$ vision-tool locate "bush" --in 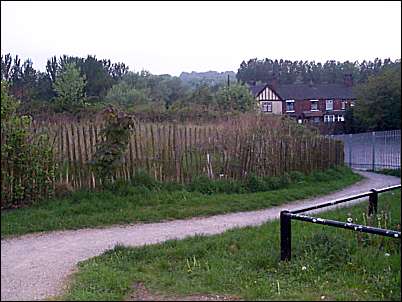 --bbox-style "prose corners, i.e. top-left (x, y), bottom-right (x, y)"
top-left (187, 175), bottom-right (216, 194)
top-left (130, 169), bottom-right (160, 189)
top-left (288, 171), bottom-right (305, 183)
top-left (1, 81), bottom-right (57, 209)
top-left (279, 173), bottom-right (292, 187)
top-left (262, 176), bottom-right (282, 190)
top-left (246, 173), bottom-right (266, 192)
top-left (160, 181), bottom-right (185, 192)
top-left (213, 179), bottom-right (247, 194)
